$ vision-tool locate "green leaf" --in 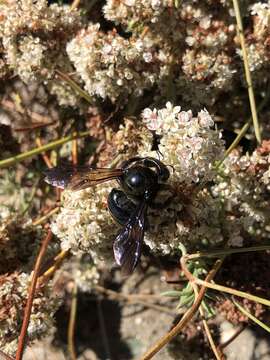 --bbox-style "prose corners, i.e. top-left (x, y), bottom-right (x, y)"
top-left (161, 290), bottom-right (182, 298)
